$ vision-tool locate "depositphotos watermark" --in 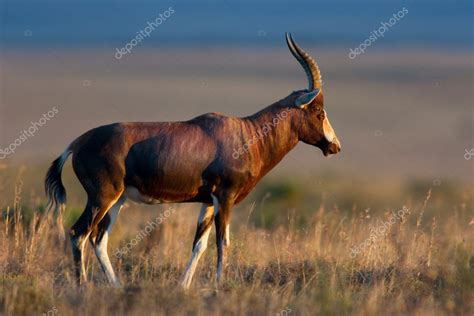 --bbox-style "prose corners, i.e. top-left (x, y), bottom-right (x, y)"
top-left (114, 207), bottom-right (175, 258)
top-left (42, 306), bottom-right (58, 316)
top-left (464, 148), bottom-right (474, 160)
top-left (350, 206), bottom-right (410, 258)
top-left (276, 307), bottom-right (292, 316)
top-left (233, 110), bottom-right (290, 159)
top-left (348, 7), bottom-right (408, 60)
top-left (0, 107), bottom-right (59, 160)
top-left (115, 7), bottom-right (175, 60)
